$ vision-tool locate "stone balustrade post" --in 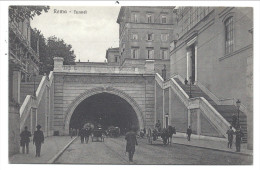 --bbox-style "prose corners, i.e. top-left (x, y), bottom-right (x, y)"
top-left (145, 60), bottom-right (155, 73)
top-left (53, 57), bottom-right (64, 72)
